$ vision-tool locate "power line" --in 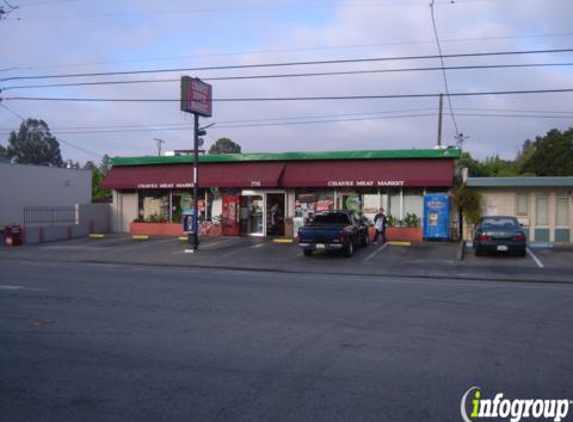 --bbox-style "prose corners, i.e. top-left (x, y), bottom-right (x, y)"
top-left (3, 105), bottom-right (572, 133)
top-left (430, 0), bottom-right (460, 138)
top-left (2, 48), bottom-right (572, 83)
top-left (0, 101), bottom-right (103, 159)
top-left (0, 102), bottom-right (25, 120)
top-left (4, 88), bottom-right (573, 103)
top-left (5, 31), bottom-right (572, 73)
top-left (5, 0), bottom-right (531, 21)
top-left (3, 111), bottom-right (572, 136)
top-left (4, 62), bottom-right (573, 91)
